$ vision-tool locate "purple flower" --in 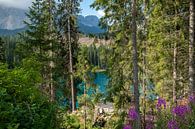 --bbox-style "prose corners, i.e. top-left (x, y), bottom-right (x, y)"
top-left (167, 120), bottom-right (179, 129)
top-left (156, 97), bottom-right (166, 110)
top-left (172, 105), bottom-right (190, 117)
top-left (146, 122), bottom-right (154, 129)
top-left (123, 124), bottom-right (132, 129)
top-left (189, 94), bottom-right (195, 103)
top-left (128, 108), bottom-right (138, 120)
